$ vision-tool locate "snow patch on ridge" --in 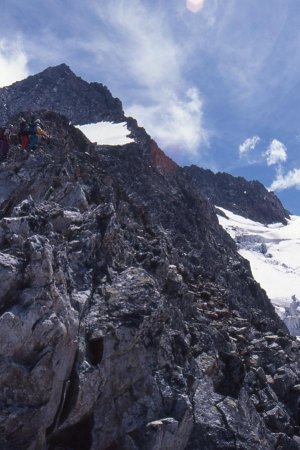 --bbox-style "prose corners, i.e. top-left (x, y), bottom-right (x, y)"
top-left (217, 207), bottom-right (300, 335)
top-left (76, 122), bottom-right (135, 146)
